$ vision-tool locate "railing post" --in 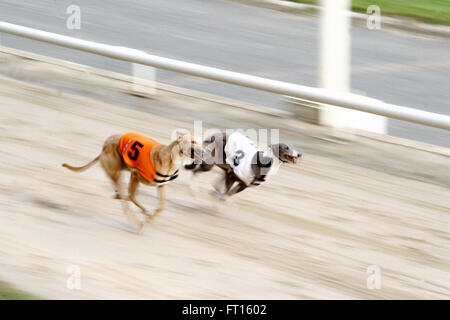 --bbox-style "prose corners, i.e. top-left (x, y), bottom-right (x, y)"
top-left (132, 63), bottom-right (156, 97)
top-left (319, 0), bottom-right (387, 134)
